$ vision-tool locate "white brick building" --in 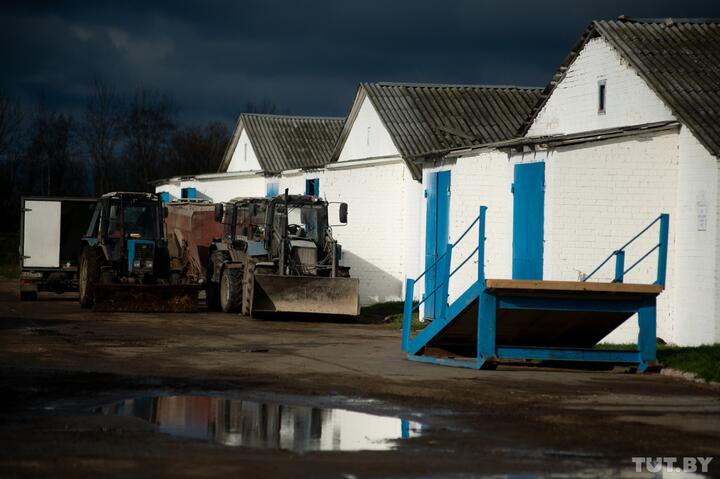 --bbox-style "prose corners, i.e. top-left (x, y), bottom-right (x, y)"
top-left (155, 85), bottom-right (541, 305)
top-left (422, 19), bottom-right (720, 345)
